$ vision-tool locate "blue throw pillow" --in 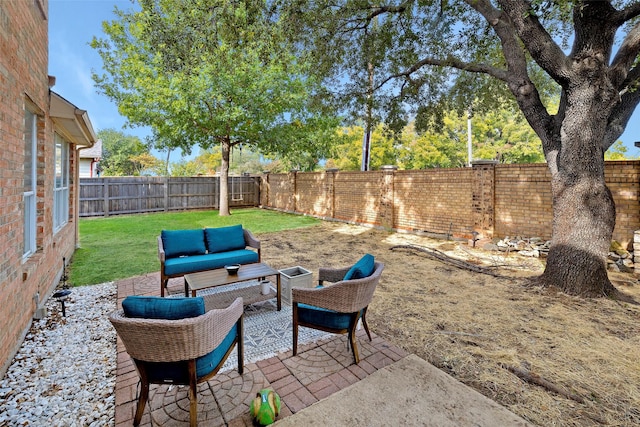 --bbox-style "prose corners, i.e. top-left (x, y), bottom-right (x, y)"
top-left (343, 254), bottom-right (375, 281)
top-left (205, 224), bottom-right (246, 253)
top-left (122, 296), bottom-right (205, 320)
top-left (161, 229), bottom-right (206, 258)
